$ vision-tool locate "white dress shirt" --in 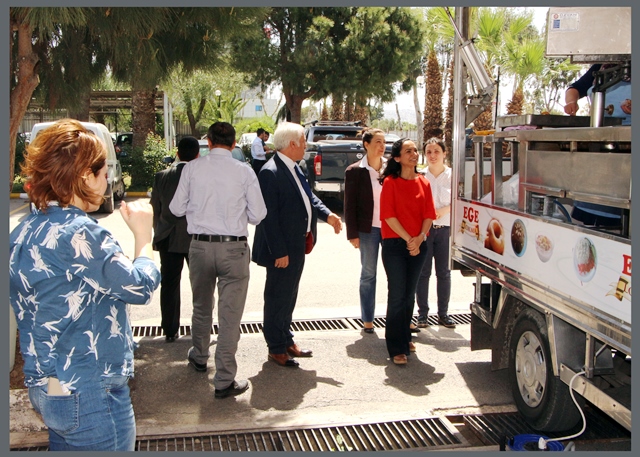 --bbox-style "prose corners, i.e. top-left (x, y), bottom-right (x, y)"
top-left (359, 154), bottom-right (386, 229)
top-left (422, 165), bottom-right (452, 226)
top-left (169, 147), bottom-right (267, 236)
top-left (251, 136), bottom-right (267, 160)
top-left (277, 151), bottom-right (312, 232)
